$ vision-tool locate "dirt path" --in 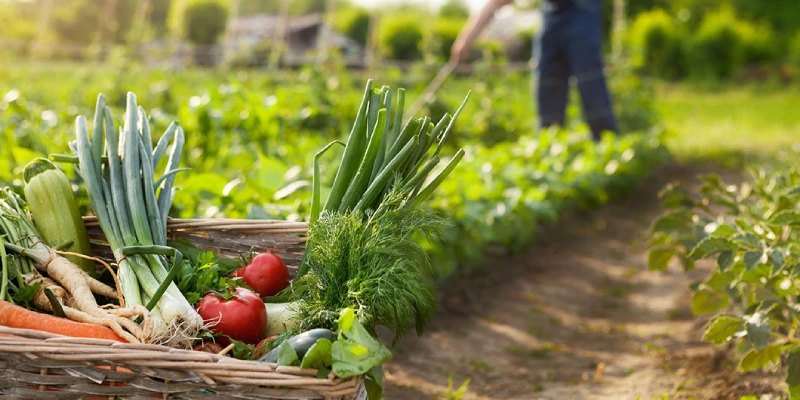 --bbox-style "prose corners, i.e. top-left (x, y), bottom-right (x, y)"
top-left (382, 164), bottom-right (785, 400)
